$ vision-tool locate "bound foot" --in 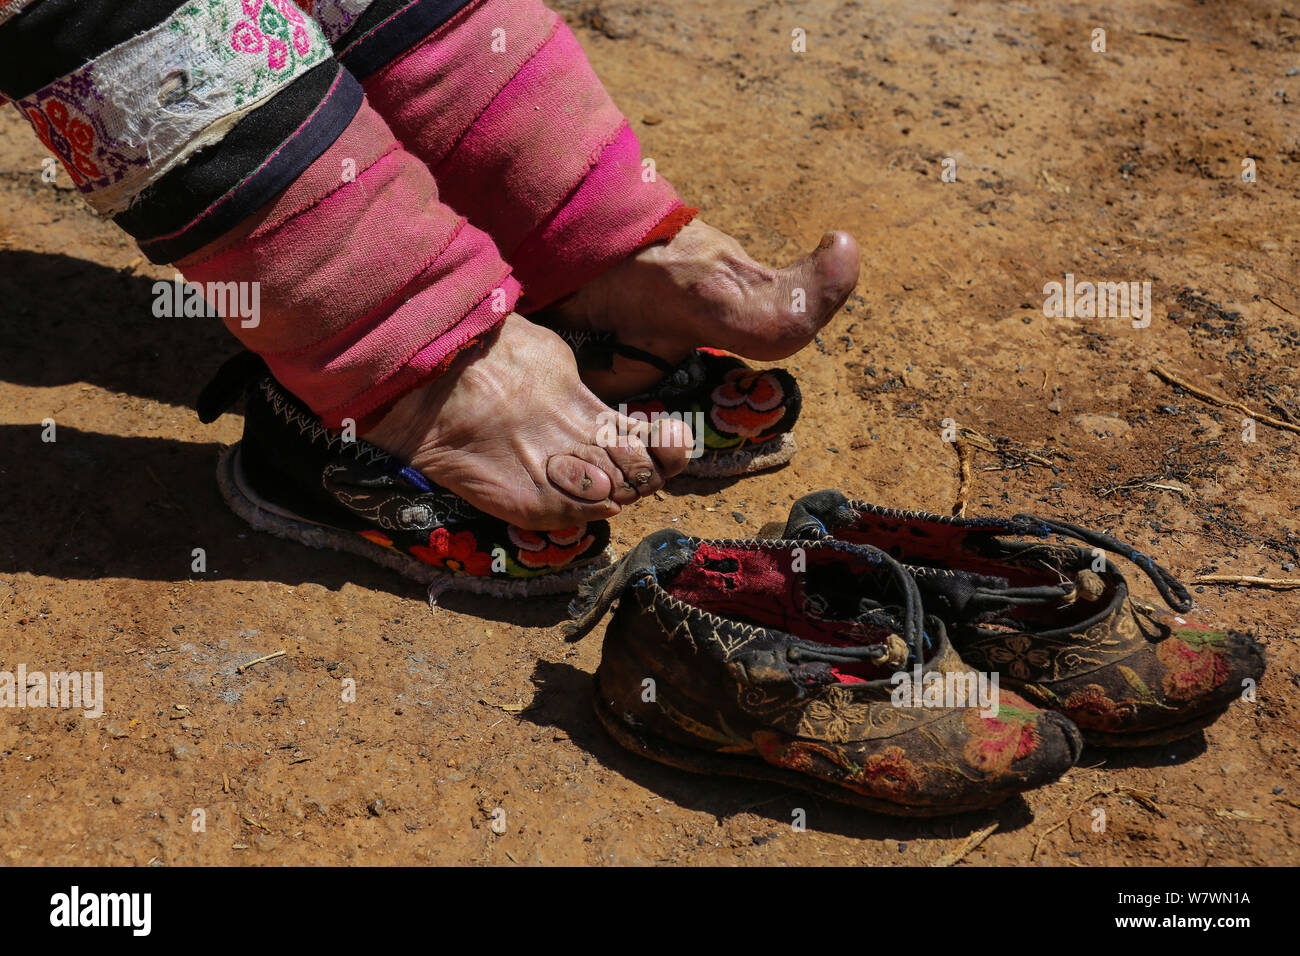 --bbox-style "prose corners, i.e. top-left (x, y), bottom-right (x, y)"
top-left (549, 219), bottom-right (860, 398)
top-left (362, 314), bottom-right (693, 529)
